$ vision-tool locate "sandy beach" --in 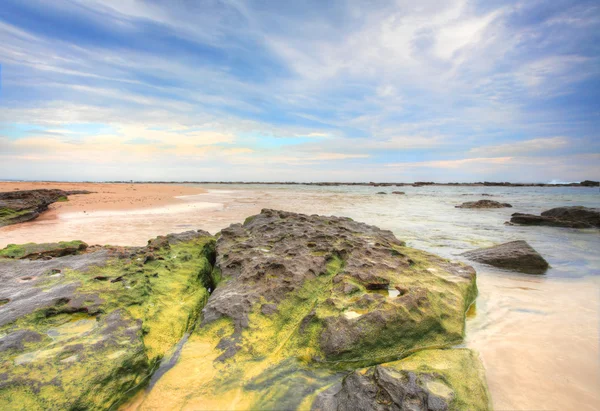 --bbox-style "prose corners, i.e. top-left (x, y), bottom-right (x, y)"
top-left (0, 182), bottom-right (206, 219)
